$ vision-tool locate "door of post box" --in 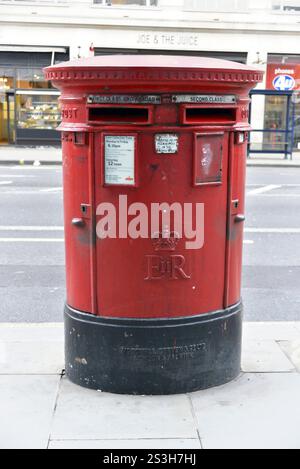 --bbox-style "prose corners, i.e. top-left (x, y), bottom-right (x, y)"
top-left (225, 131), bottom-right (248, 308)
top-left (94, 129), bottom-right (229, 319)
